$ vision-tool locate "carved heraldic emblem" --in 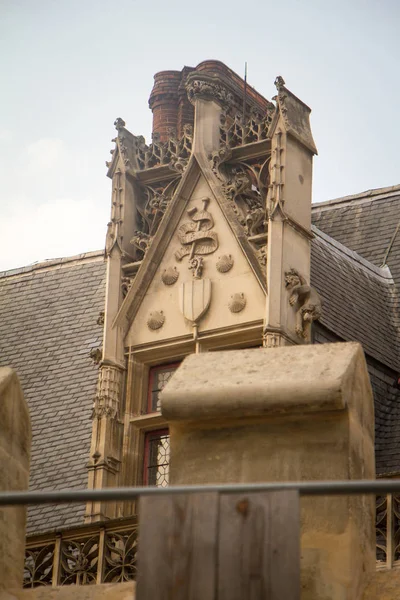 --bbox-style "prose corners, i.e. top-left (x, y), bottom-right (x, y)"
top-left (176, 198), bottom-right (217, 329)
top-left (175, 197), bottom-right (218, 278)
